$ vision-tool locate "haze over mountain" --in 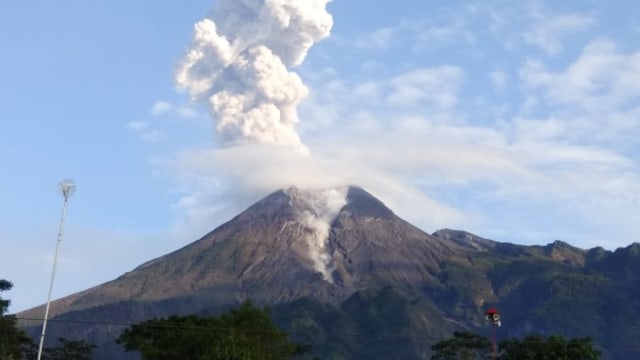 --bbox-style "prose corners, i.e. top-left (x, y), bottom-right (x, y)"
top-left (19, 186), bottom-right (640, 359)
